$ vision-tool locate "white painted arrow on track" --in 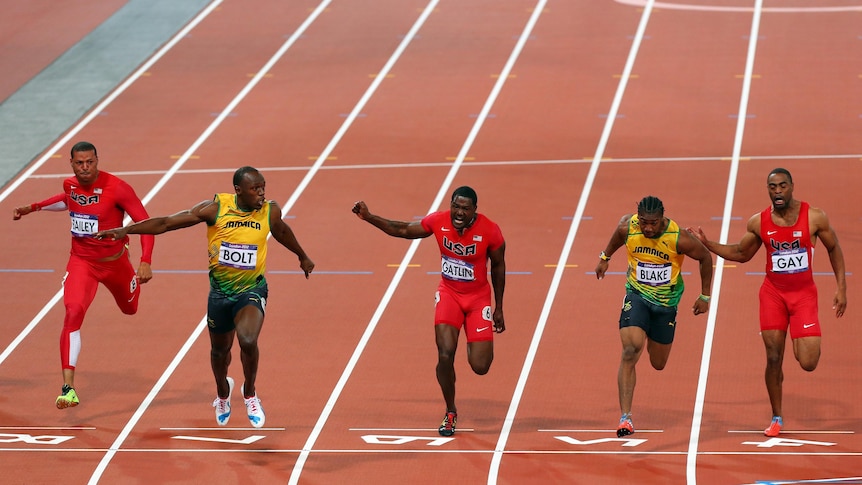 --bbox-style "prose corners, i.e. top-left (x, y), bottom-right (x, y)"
top-left (171, 435), bottom-right (265, 445)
